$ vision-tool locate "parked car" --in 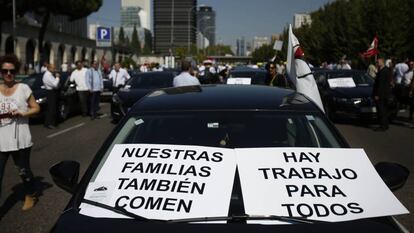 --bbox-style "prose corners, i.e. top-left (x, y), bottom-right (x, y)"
top-left (313, 69), bottom-right (396, 120)
top-left (49, 85), bottom-right (408, 233)
top-left (111, 71), bottom-right (177, 122)
top-left (227, 67), bottom-right (267, 85)
top-left (20, 72), bottom-right (80, 120)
